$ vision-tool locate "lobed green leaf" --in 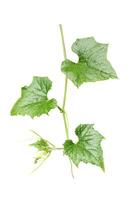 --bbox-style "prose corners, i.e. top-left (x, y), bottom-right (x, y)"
top-left (61, 37), bottom-right (118, 87)
top-left (11, 76), bottom-right (57, 118)
top-left (64, 124), bottom-right (105, 171)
